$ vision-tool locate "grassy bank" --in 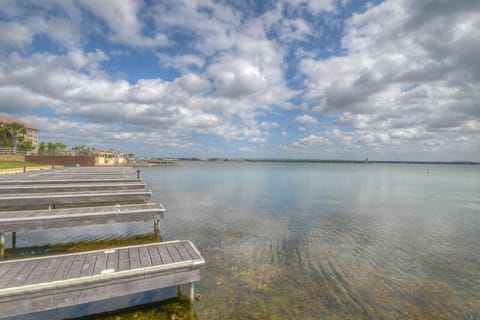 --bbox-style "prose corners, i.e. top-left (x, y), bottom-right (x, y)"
top-left (0, 160), bottom-right (46, 170)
